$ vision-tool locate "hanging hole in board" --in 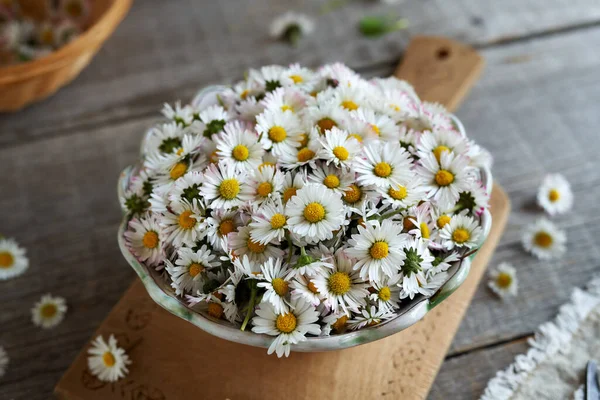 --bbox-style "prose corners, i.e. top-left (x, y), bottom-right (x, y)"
top-left (436, 47), bottom-right (450, 60)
